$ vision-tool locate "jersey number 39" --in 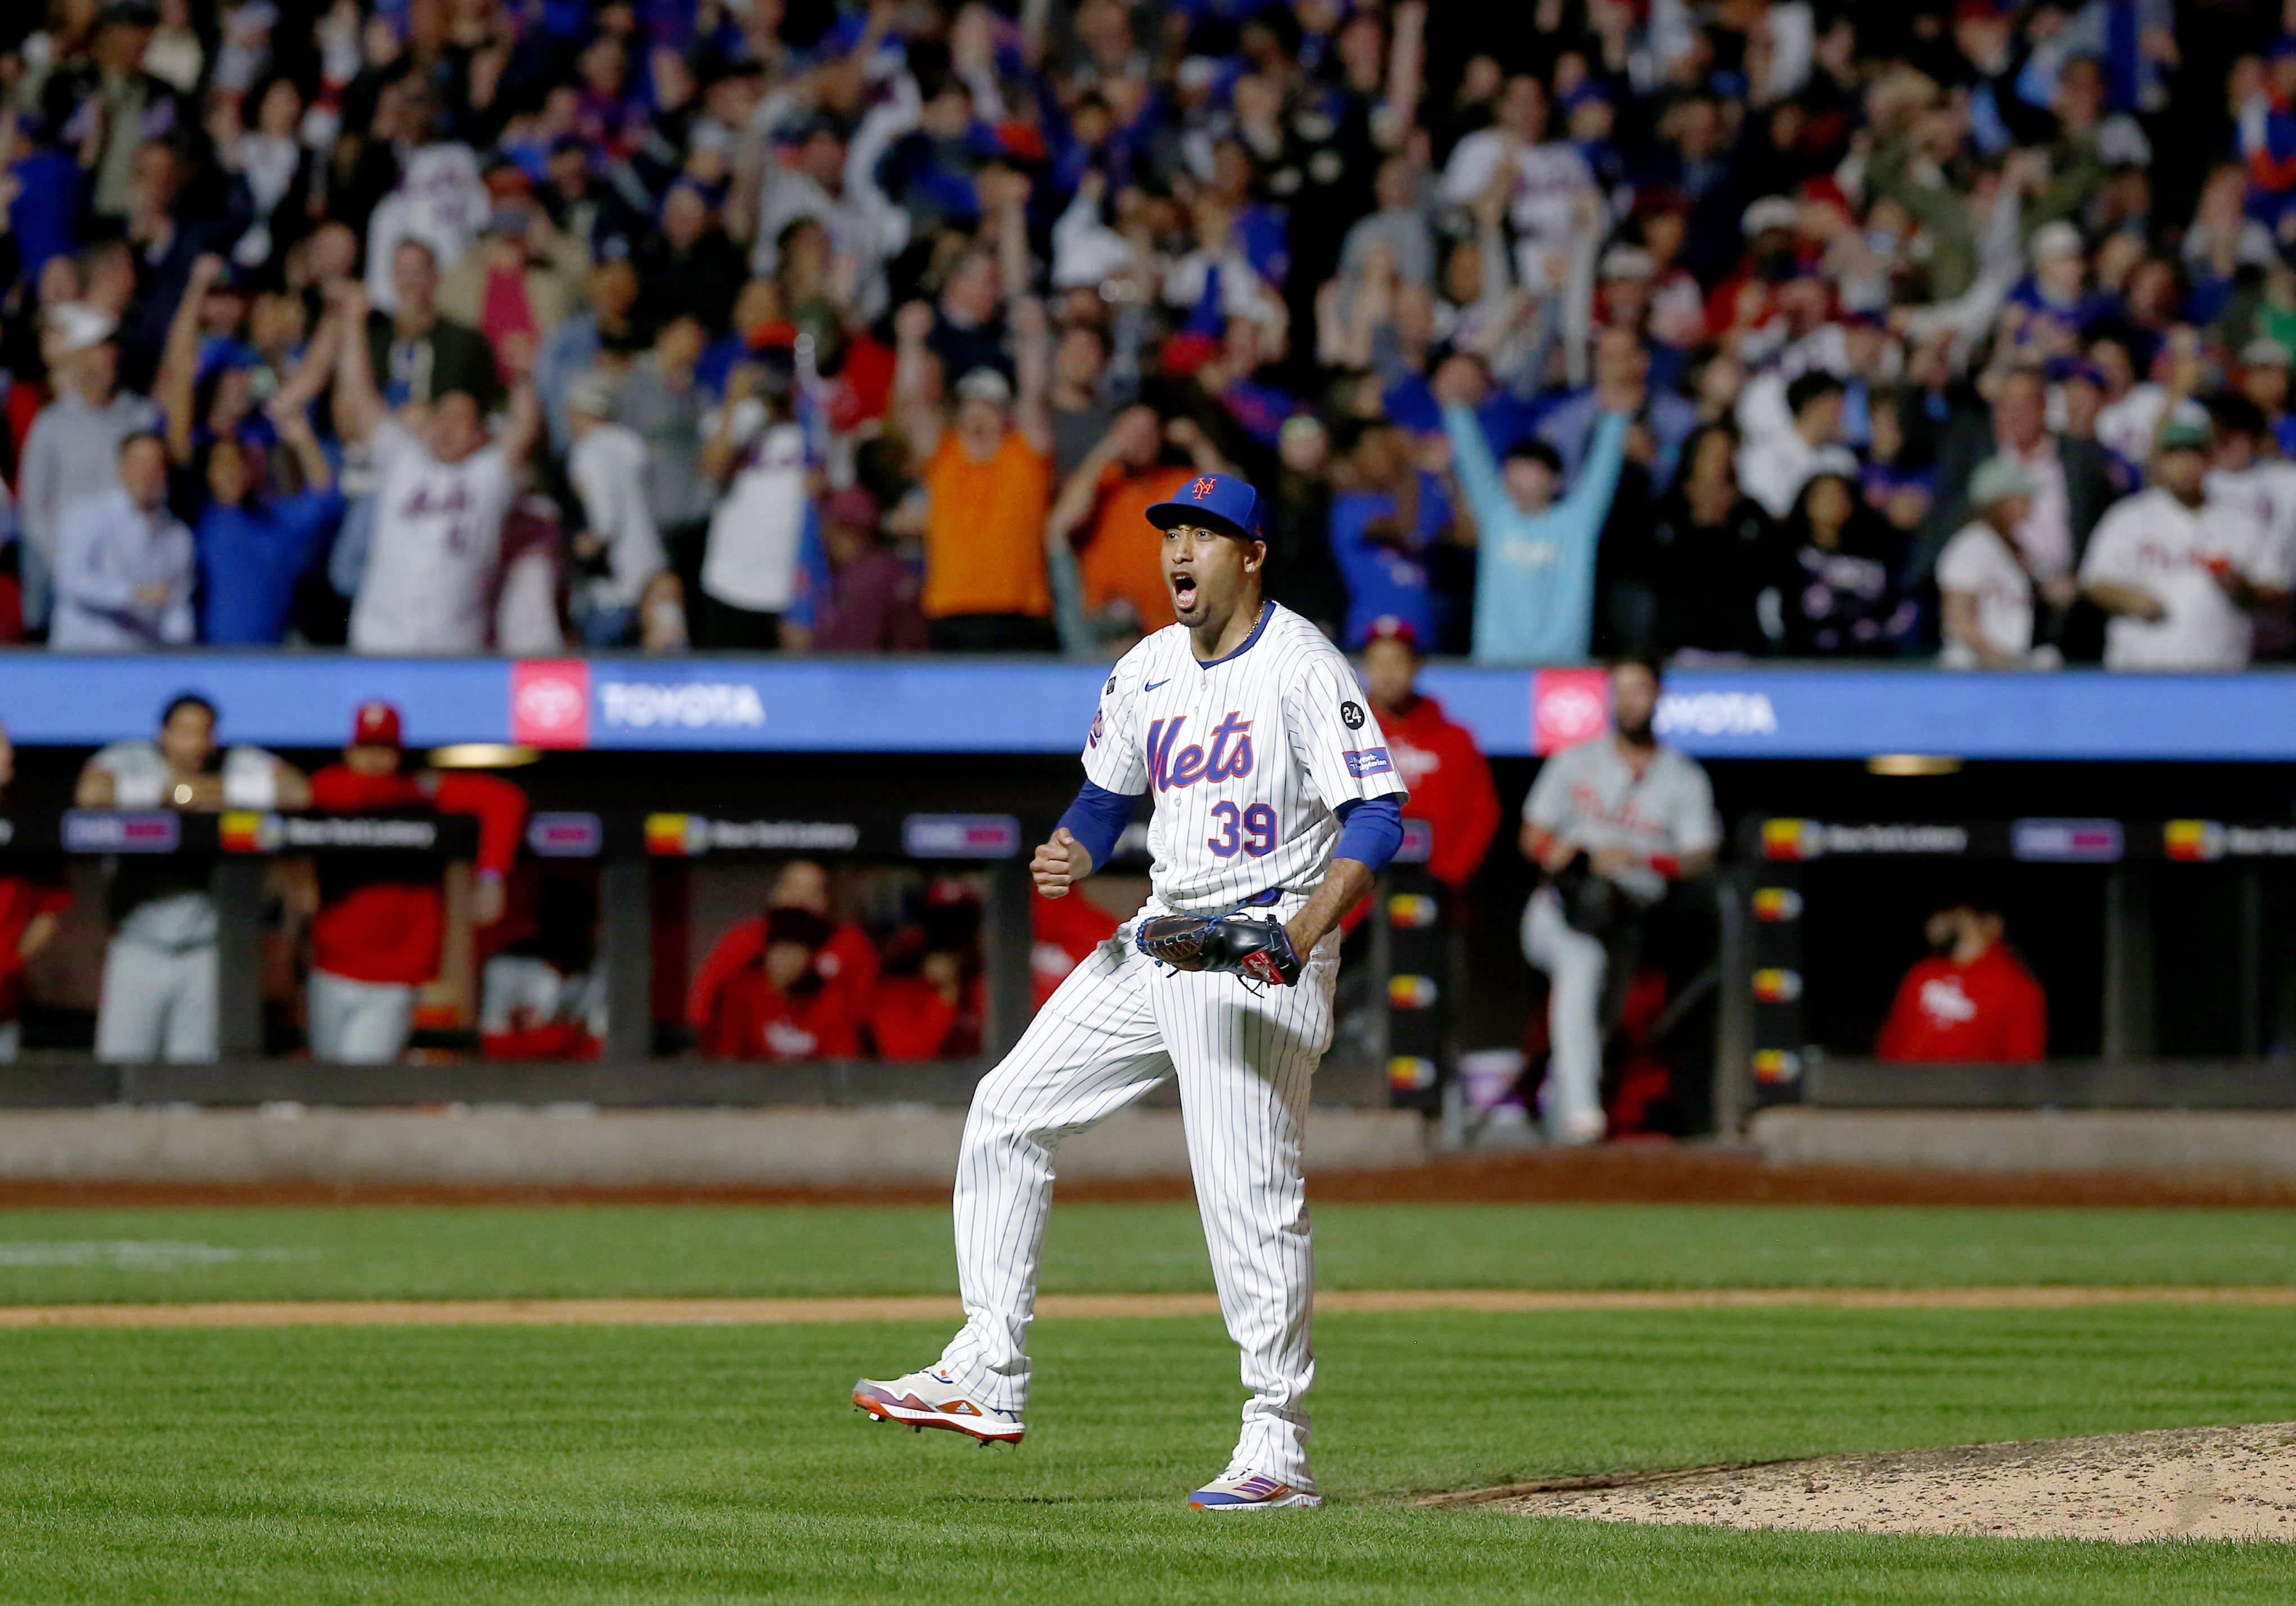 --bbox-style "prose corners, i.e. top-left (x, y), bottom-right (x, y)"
top-left (1207, 801), bottom-right (1277, 858)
